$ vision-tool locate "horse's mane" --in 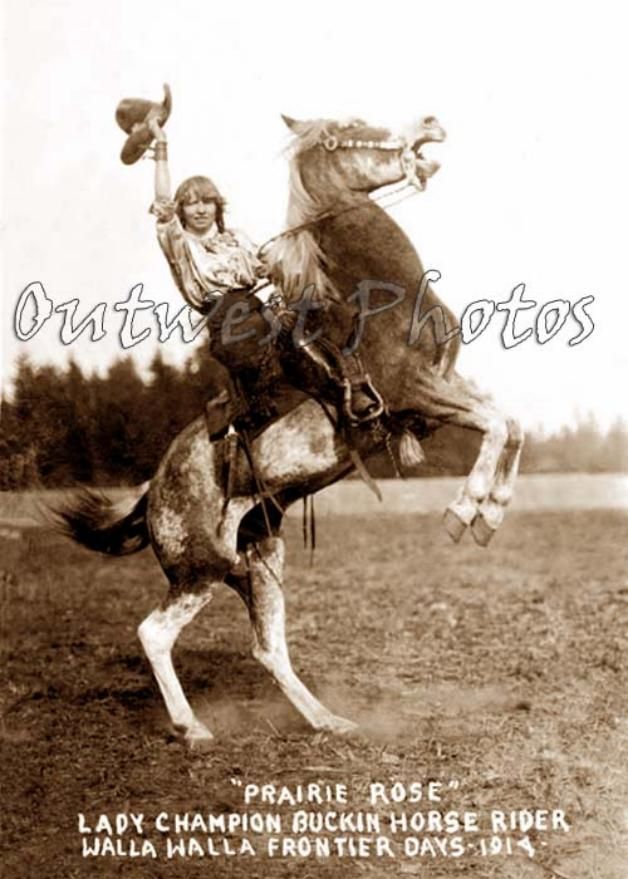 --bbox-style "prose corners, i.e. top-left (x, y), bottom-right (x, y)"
top-left (266, 120), bottom-right (342, 305)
